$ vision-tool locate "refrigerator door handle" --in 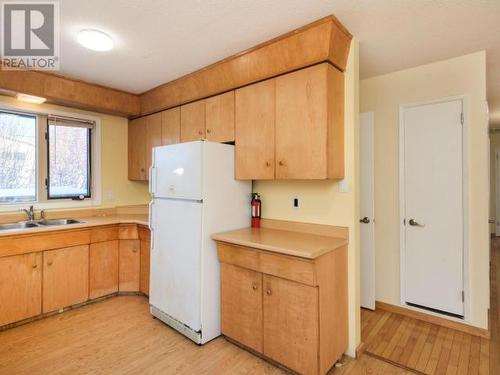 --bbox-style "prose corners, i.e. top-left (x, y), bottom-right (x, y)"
top-left (149, 200), bottom-right (154, 249)
top-left (149, 166), bottom-right (156, 196)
